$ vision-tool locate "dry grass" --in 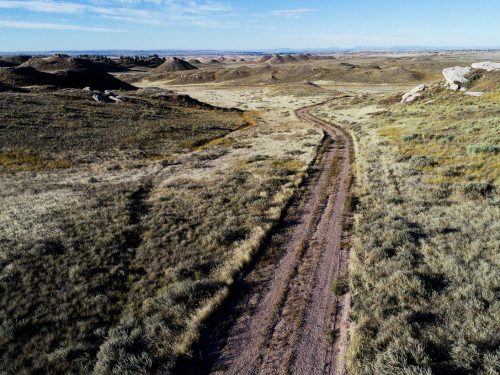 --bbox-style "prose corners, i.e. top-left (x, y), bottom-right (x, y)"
top-left (314, 85), bottom-right (499, 375)
top-left (376, 90), bottom-right (499, 185)
top-left (0, 90), bottom-right (244, 165)
top-left (0, 86), bottom-right (323, 374)
top-left (4, 52), bottom-right (498, 374)
top-left (0, 149), bottom-right (73, 172)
